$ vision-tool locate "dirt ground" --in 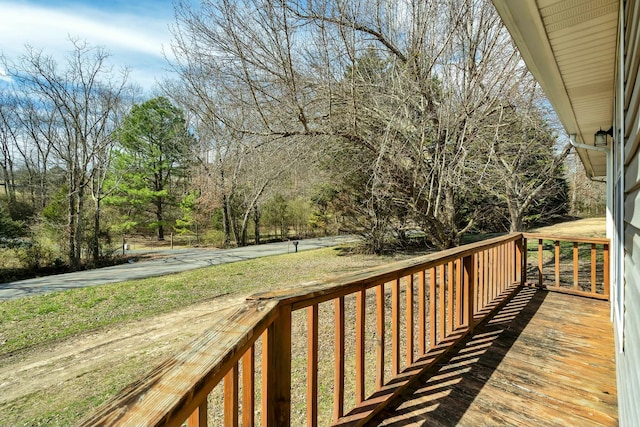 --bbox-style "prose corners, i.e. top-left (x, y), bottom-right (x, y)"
top-left (0, 296), bottom-right (245, 425)
top-left (0, 217), bottom-right (607, 425)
